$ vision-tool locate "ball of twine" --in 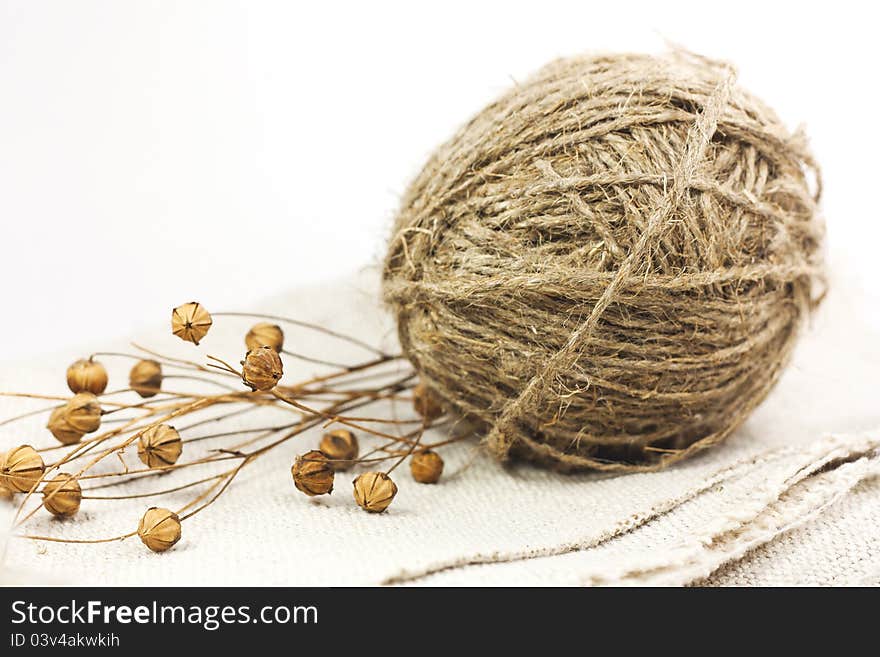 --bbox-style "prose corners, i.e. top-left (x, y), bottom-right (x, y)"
top-left (383, 52), bottom-right (825, 472)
